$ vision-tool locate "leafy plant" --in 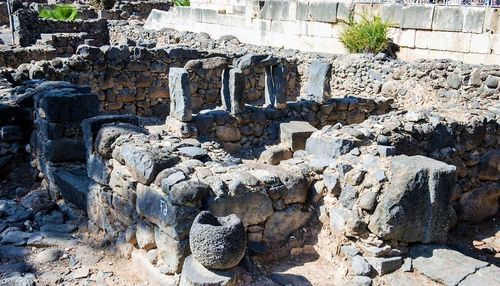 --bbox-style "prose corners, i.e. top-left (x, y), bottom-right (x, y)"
top-left (90, 0), bottom-right (116, 10)
top-left (174, 0), bottom-right (190, 6)
top-left (340, 15), bottom-right (391, 54)
top-left (39, 5), bottom-right (79, 21)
